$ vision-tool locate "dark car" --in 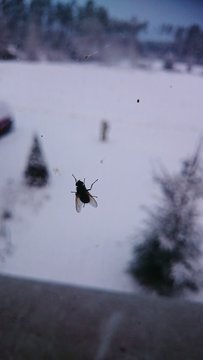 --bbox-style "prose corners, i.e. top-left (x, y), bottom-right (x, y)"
top-left (0, 117), bottom-right (13, 136)
top-left (0, 102), bottom-right (14, 137)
